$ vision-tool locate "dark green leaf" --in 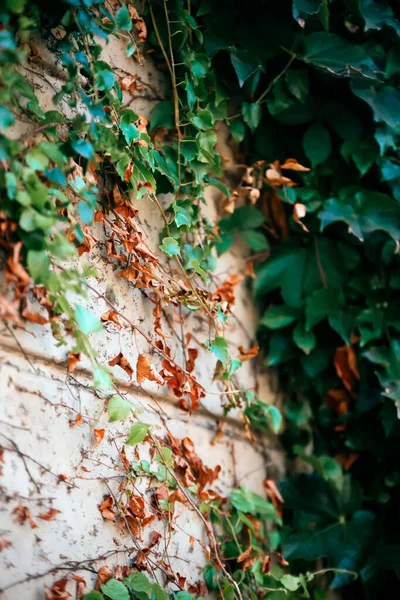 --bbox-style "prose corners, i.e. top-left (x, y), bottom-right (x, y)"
top-left (242, 102), bottom-right (262, 132)
top-left (351, 80), bottom-right (400, 129)
top-left (261, 305), bottom-right (300, 329)
top-left (150, 101), bottom-right (174, 131)
top-left (230, 50), bottom-right (259, 87)
top-left (302, 33), bottom-right (379, 77)
top-left (293, 323), bottom-right (316, 355)
top-left (303, 123), bottom-right (331, 167)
